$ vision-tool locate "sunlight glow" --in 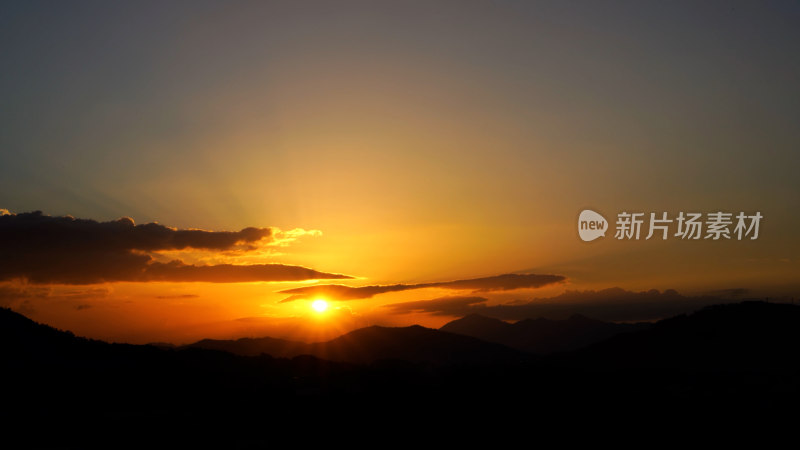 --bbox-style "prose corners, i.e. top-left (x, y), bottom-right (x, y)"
top-left (311, 299), bottom-right (329, 313)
